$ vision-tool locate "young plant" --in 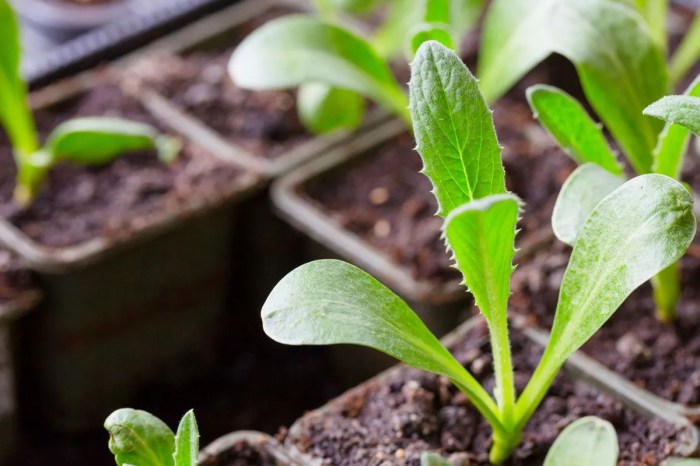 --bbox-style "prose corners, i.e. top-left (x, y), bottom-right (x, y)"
top-left (105, 408), bottom-right (199, 466)
top-left (0, 0), bottom-right (180, 207)
top-left (422, 416), bottom-right (618, 466)
top-left (526, 75), bottom-right (700, 322)
top-left (261, 42), bottom-right (695, 463)
top-left (228, 0), bottom-right (482, 135)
